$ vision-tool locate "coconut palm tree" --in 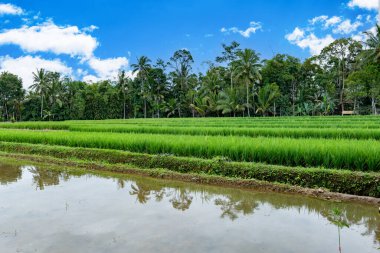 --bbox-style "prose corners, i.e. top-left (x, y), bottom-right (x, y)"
top-left (255, 83), bottom-right (280, 116)
top-left (117, 70), bottom-right (129, 119)
top-left (216, 88), bottom-right (245, 117)
top-left (364, 24), bottom-right (380, 62)
top-left (131, 56), bottom-right (151, 118)
top-left (234, 49), bottom-right (262, 117)
top-left (31, 68), bottom-right (49, 119)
